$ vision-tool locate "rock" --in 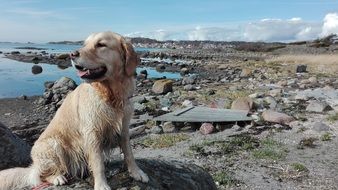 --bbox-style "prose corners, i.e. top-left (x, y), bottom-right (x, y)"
top-left (138, 70), bottom-right (148, 79)
top-left (43, 91), bottom-right (53, 100)
top-left (182, 75), bottom-right (196, 85)
top-left (162, 122), bottom-right (177, 133)
top-left (306, 101), bottom-right (332, 113)
top-left (231, 97), bottom-right (254, 112)
top-left (296, 65), bottom-right (307, 73)
top-left (269, 89), bottom-right (282, 97)
top-left (31, 56), bottom-right (41, 63)
top-left (251, 114), bottom-right (261, 123)
top-left (139, 69), bottom-right (148, 76)
top-left (57, 53), bottom-right (70, 59)
top-left (207, 89), bottom-right (215, 95)
top-left (300, 79), bottom-right (310, 85)
top-left (277, 80), bottom-right (288, 87)
top-left (308, 76), bottom-right (317, 84)
top-left (10, 51), bottom-right (20, 55)
top-left (22, 159), bottom-right (217, 190)
top-left (52, 94), bottom-right (61, 102)
top-left (18, 95), bottom-right (27, 100)
top-left (152, 79), bottom-right (173, 94)
top-left (183, 84), bottom-right (196, 91)
top-left (312, 122), bottom-right (330, 132)
top-left (159, 97), bottom-right (172, 108)
top-left (294, 88), bottom-right (338, 108)
top-left (134, 102), bottom-right (146, 114)
top-left (240, 68), bottom-right (252, 78)
top-left (287, 79), bottom-right (297, 87)
top-left (0, 122), bottom-right (31, 170)
top-left (262, 110), bottom-right (294, 125)
top-left (182, 100), bottom-right (194, 107)
top-left (55, 99), bottom-right (64, 108)
top-left (156, 63), bottom-right (166, 72)
top-left (180, 68), bottom-right (190, 75)
top-left (53, 77), bottom-right (77, 90)
top-left (199, 123), bottom-right (215, 135)
top-left (31, 65), bottom-right (43, 74)
top-left (249, 92), bottom-right (264, 99)
top-left (264, 96), bottom-right (277, 109)
top-left (137, 74), bottom-right (147, 80)
top-left (220, 78), bottom-right (229, 83)
top-left (44, 81), bottom-right (54, 89)
top-left (150, 126), bottom-right (163, 134)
